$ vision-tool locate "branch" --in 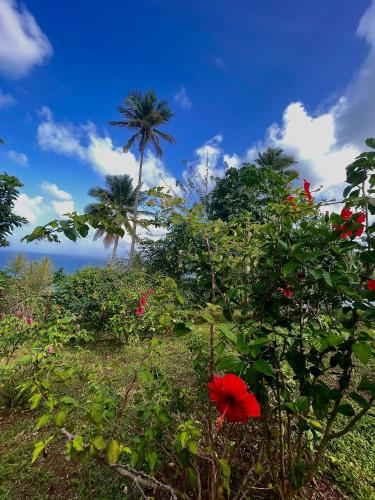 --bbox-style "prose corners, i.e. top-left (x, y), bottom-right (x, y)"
top-left (60, 428), bottom-right (190, 499)
top-left (328, 397), bottom-right (374, 440)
